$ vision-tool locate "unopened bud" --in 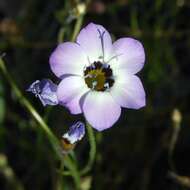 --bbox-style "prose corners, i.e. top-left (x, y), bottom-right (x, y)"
top-left (77, 3), bottom-right (86, 15)
top-left (172, 109), bottom-right (182, 124)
